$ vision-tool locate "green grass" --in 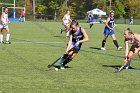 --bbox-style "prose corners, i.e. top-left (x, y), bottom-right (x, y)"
top-left (0, 21), bottom-right (140, 93)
